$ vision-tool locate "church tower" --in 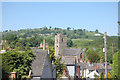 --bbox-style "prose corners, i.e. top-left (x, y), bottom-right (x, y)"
top-left (55, 33), bottom-right (67, 57)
